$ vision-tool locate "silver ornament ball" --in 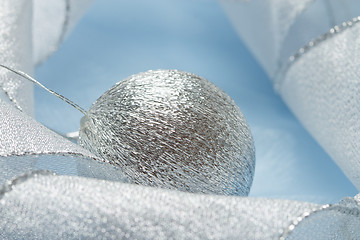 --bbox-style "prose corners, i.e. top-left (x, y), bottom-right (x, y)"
top-left (79, 70), bottom-right (255, 195)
